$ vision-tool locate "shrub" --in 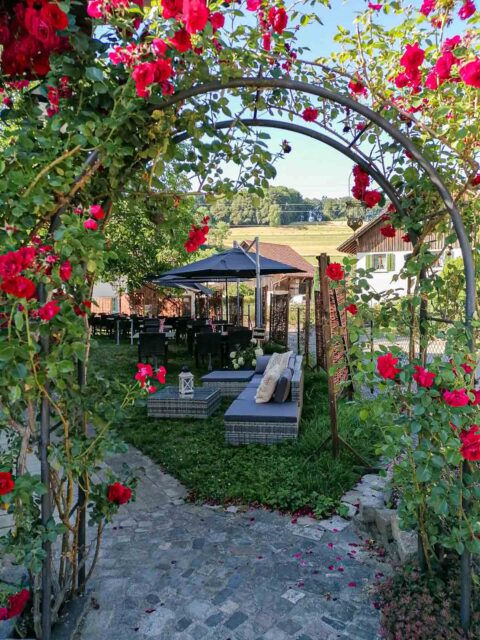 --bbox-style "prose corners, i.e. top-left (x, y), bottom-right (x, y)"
top-left (377, 566), bottom-right (480, 640)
